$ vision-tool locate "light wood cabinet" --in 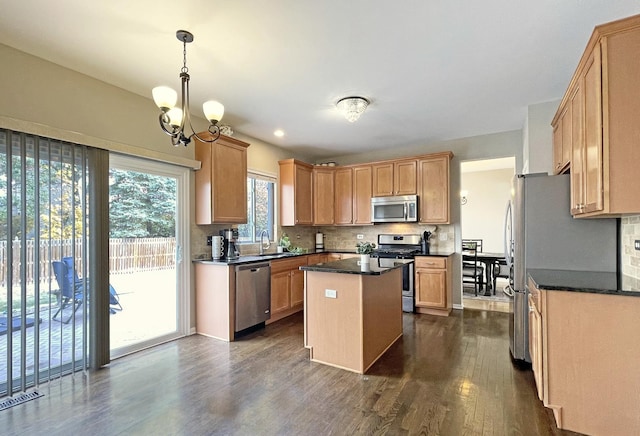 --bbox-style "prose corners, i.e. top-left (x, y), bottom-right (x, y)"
top-left (553, 14), bottom-right (640, 217)
top-left (307, 253), bottom-right (330, 265)
top-left (268, 256), bottom-right (308, 324)
top-left (279, 159), bottom-right (313, 226)
top-left (334, 167), bottom-right (353, 225)
top-left (414, 256), bottom-right (452, 316)
top-left (372, 160), bottom-right (417, 197)
top-left (353, 165), bottom-right (372, 224)
top-left (528, 288), bottom-right (543, 401)
top-left (313, 167), bottom-right (335, 225)
top-left (418, 153), bottom-right (452, 224)
top-left (551, 106), bottom-right (571, 174)
top-left (528, 276), bottom-right (640, 435)
top-left (333, 165), bottom-right (372, 225)
top-left (194, 134), bottom-right (249, 224)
